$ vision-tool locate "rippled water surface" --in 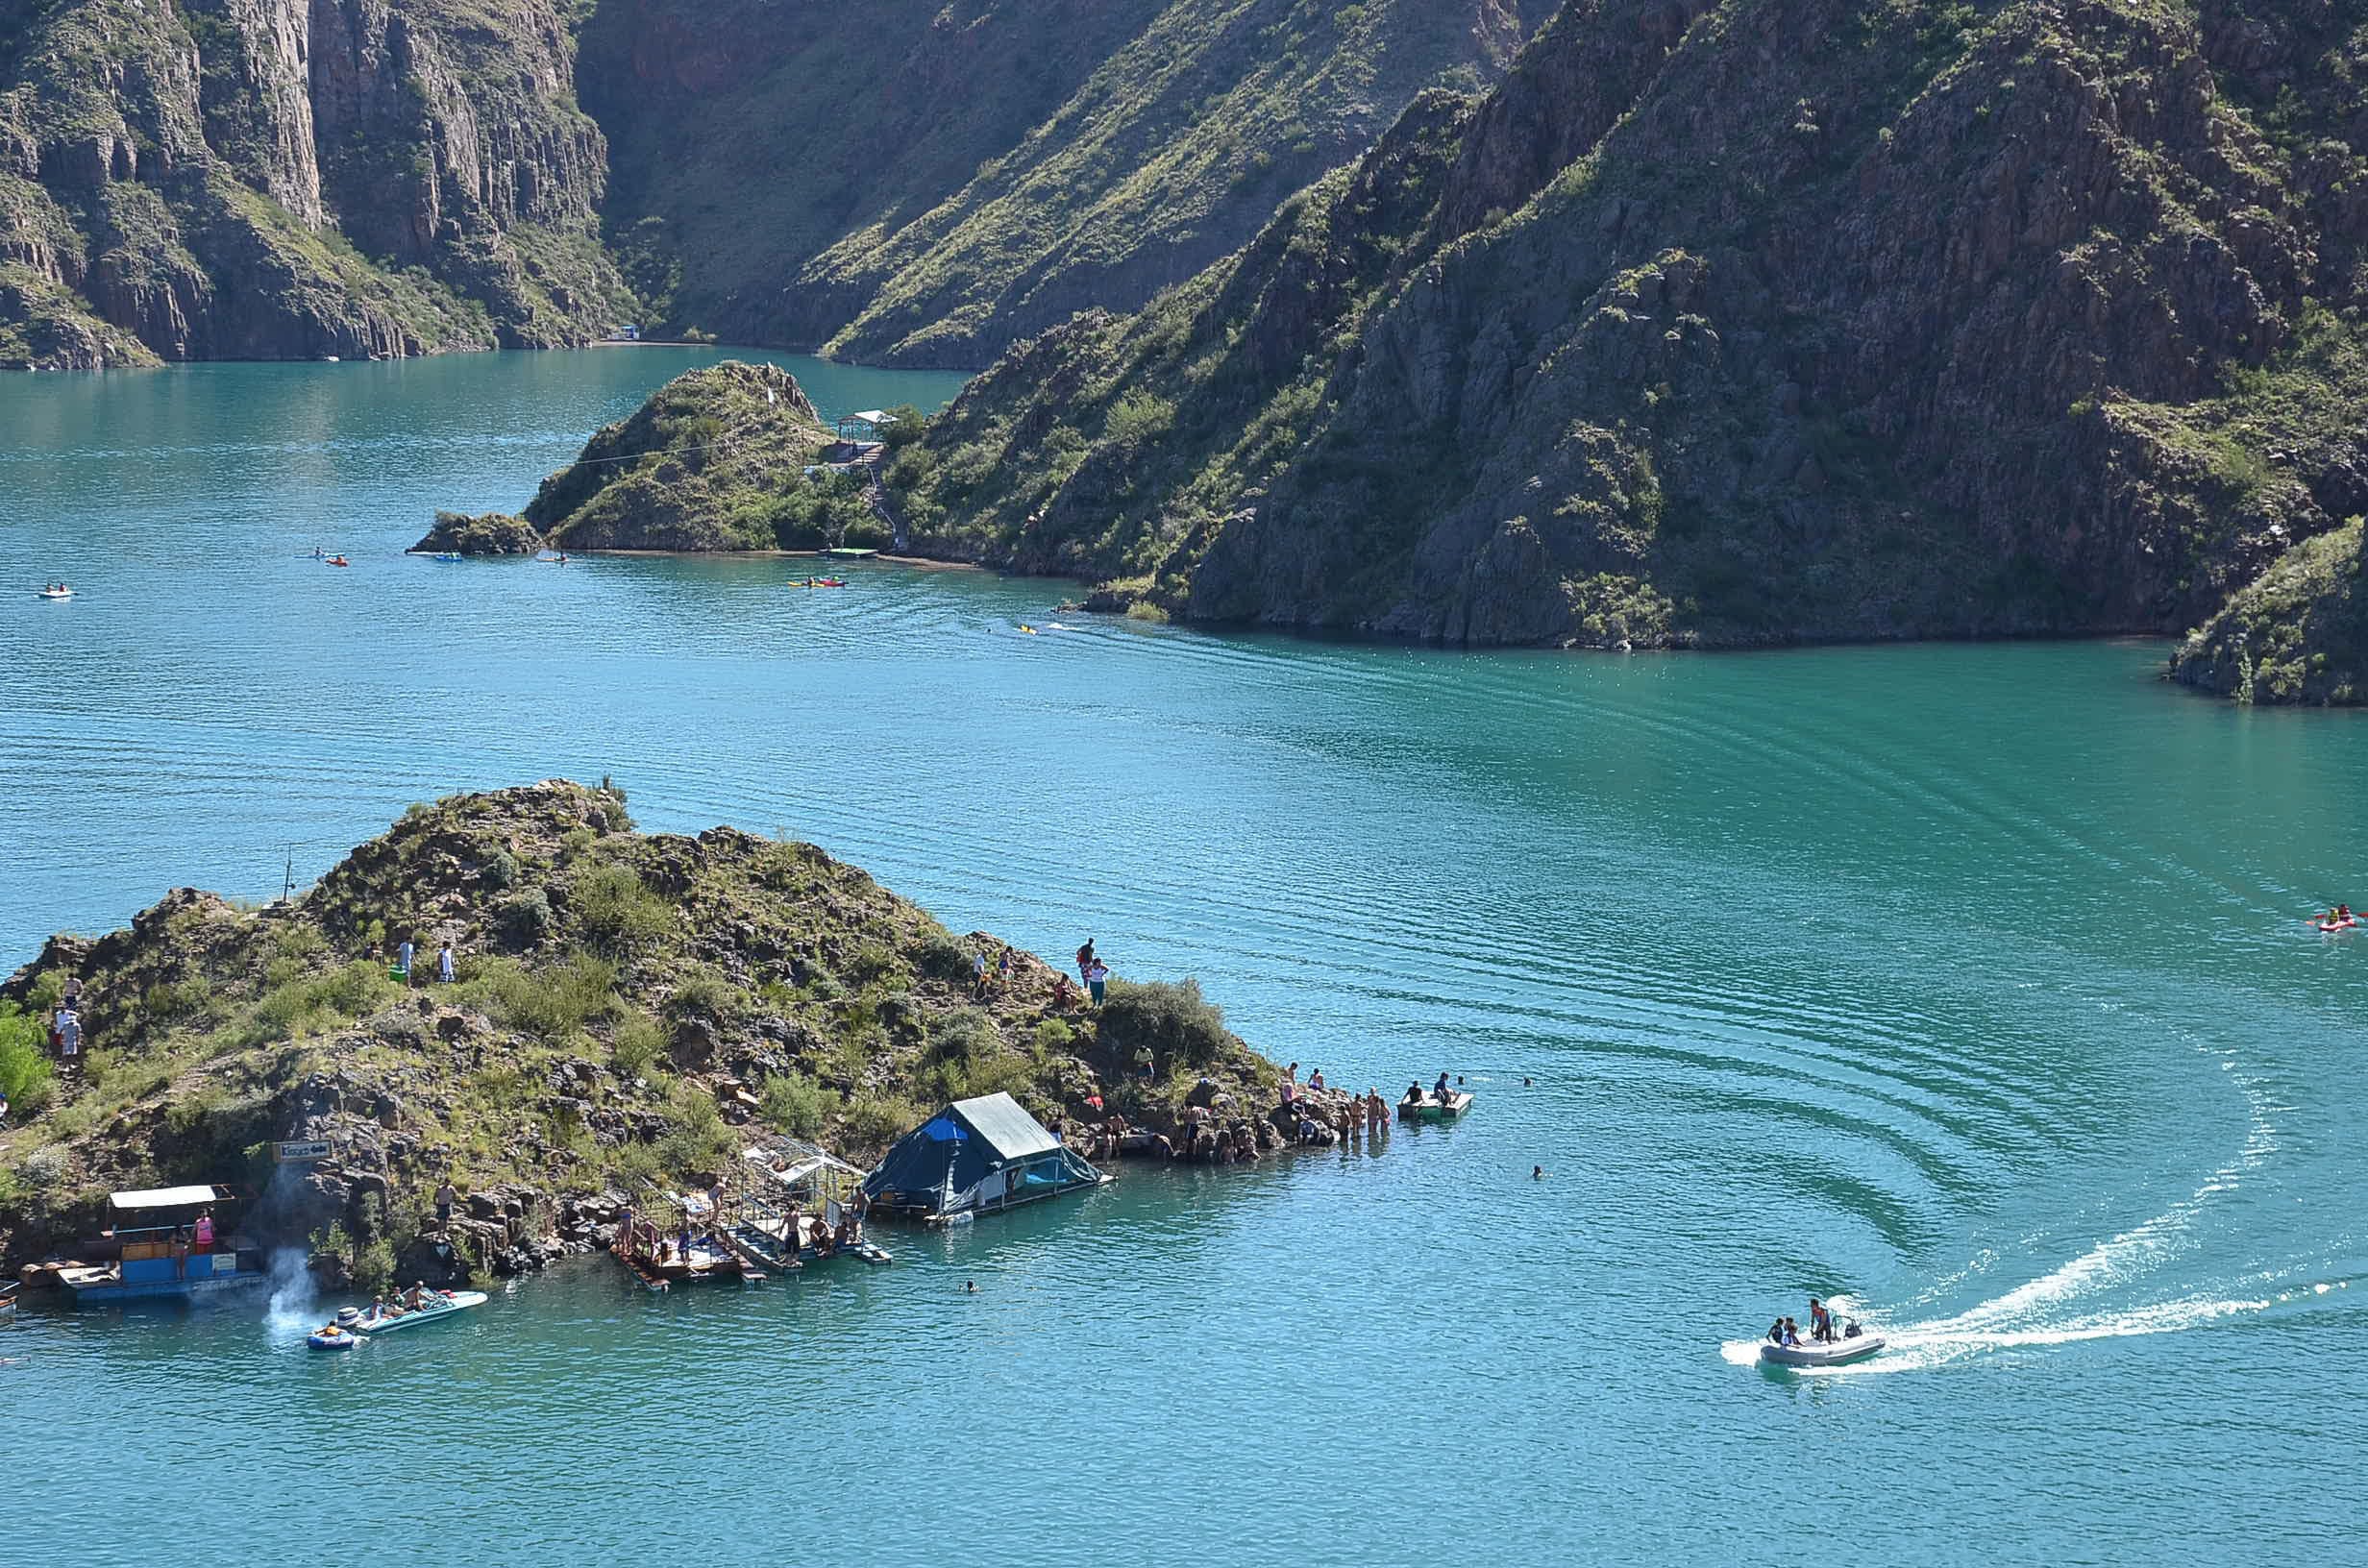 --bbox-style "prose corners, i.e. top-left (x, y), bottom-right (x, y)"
top-left (3, 355), bottom-right (2365, 1564)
